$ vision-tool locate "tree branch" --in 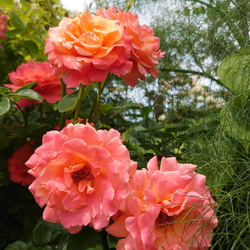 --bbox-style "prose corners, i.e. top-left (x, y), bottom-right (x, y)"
top-left (160, 67), bottom-right (227, 89)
